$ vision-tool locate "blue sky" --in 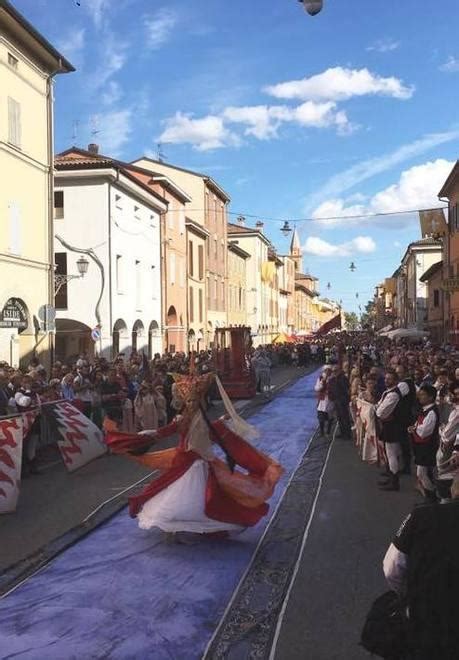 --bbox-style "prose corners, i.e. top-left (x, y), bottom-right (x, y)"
top-left (15, 0), bottom-right (459, 312)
